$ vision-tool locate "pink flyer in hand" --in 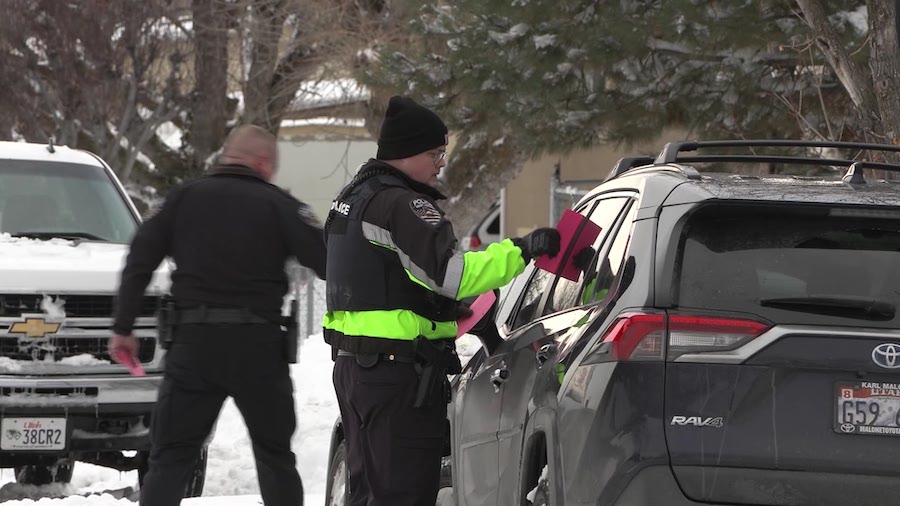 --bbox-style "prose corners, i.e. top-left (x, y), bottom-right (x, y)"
top-left (456, 290), bottom-right (497, 338)
top-left (112, 349), bottom-right (146, 377)
top-left (534, 209), bottom-right (602, 282)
